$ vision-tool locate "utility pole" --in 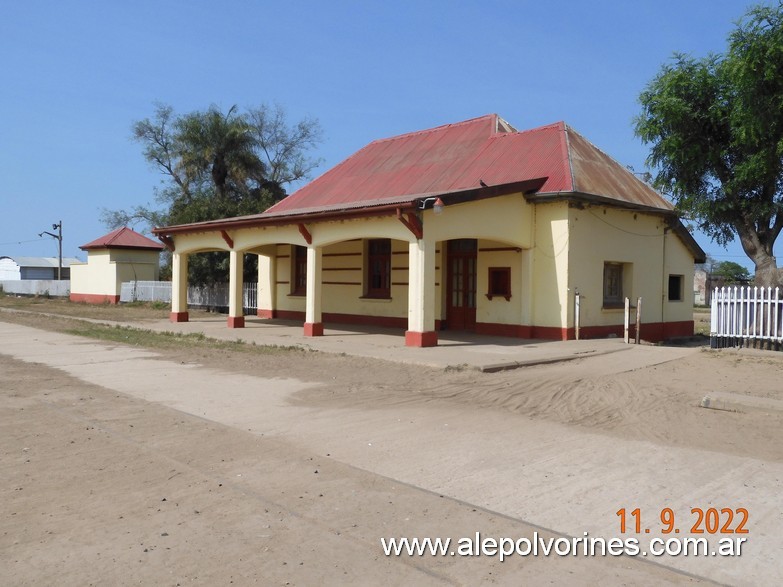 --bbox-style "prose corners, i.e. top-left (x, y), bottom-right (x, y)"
top-left (39, 221), bottom-right (63, 280)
